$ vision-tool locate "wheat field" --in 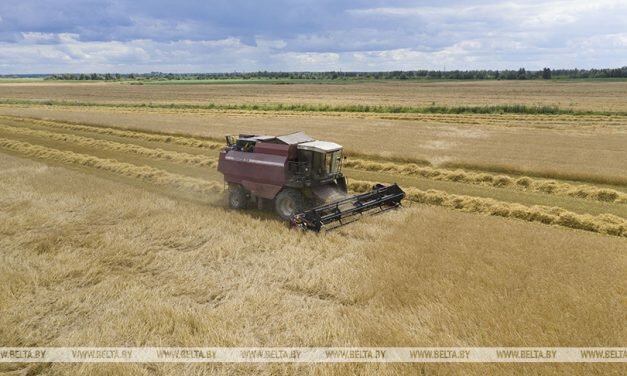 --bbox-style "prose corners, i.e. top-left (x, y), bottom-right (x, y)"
top-left (0, 81), bottom-right (625, 375)
top-left (2, 80), bottom-right (627, 111)
top-left (1, 104), bottom-right (625, 184)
